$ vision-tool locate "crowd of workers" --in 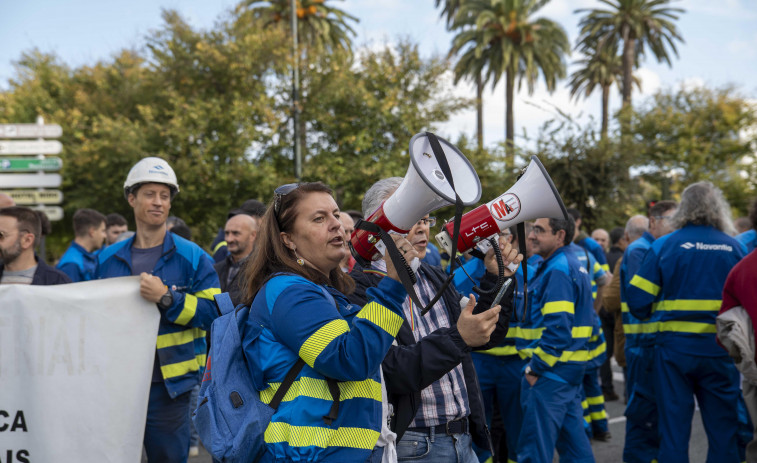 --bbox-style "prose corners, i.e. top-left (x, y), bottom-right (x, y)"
top-left (1, 155), bottom-right (756, 463)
